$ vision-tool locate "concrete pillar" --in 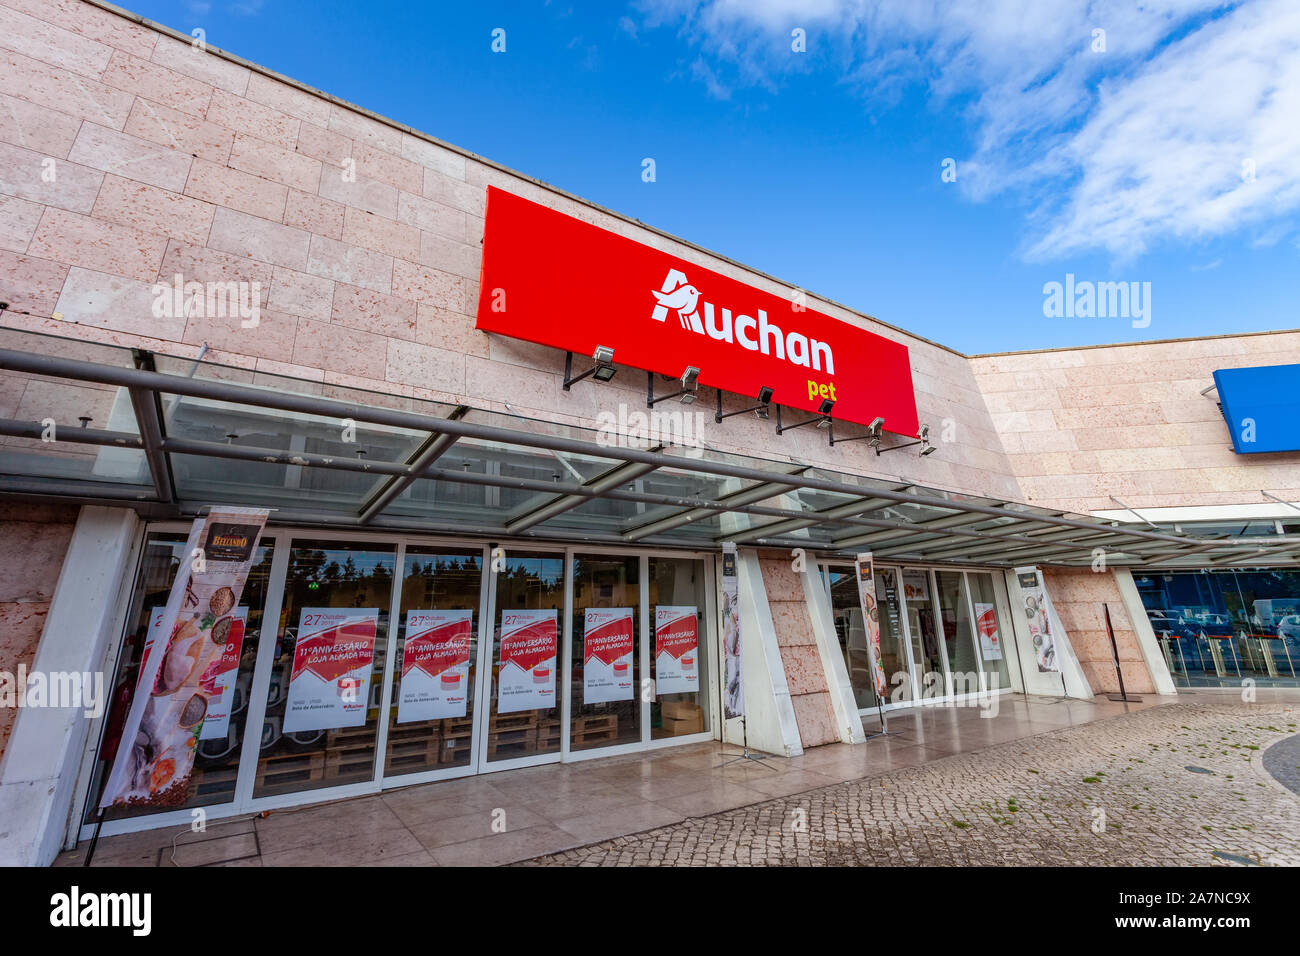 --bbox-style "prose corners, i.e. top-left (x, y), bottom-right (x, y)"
top-left (0, 506), bottom-right (141, 866)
